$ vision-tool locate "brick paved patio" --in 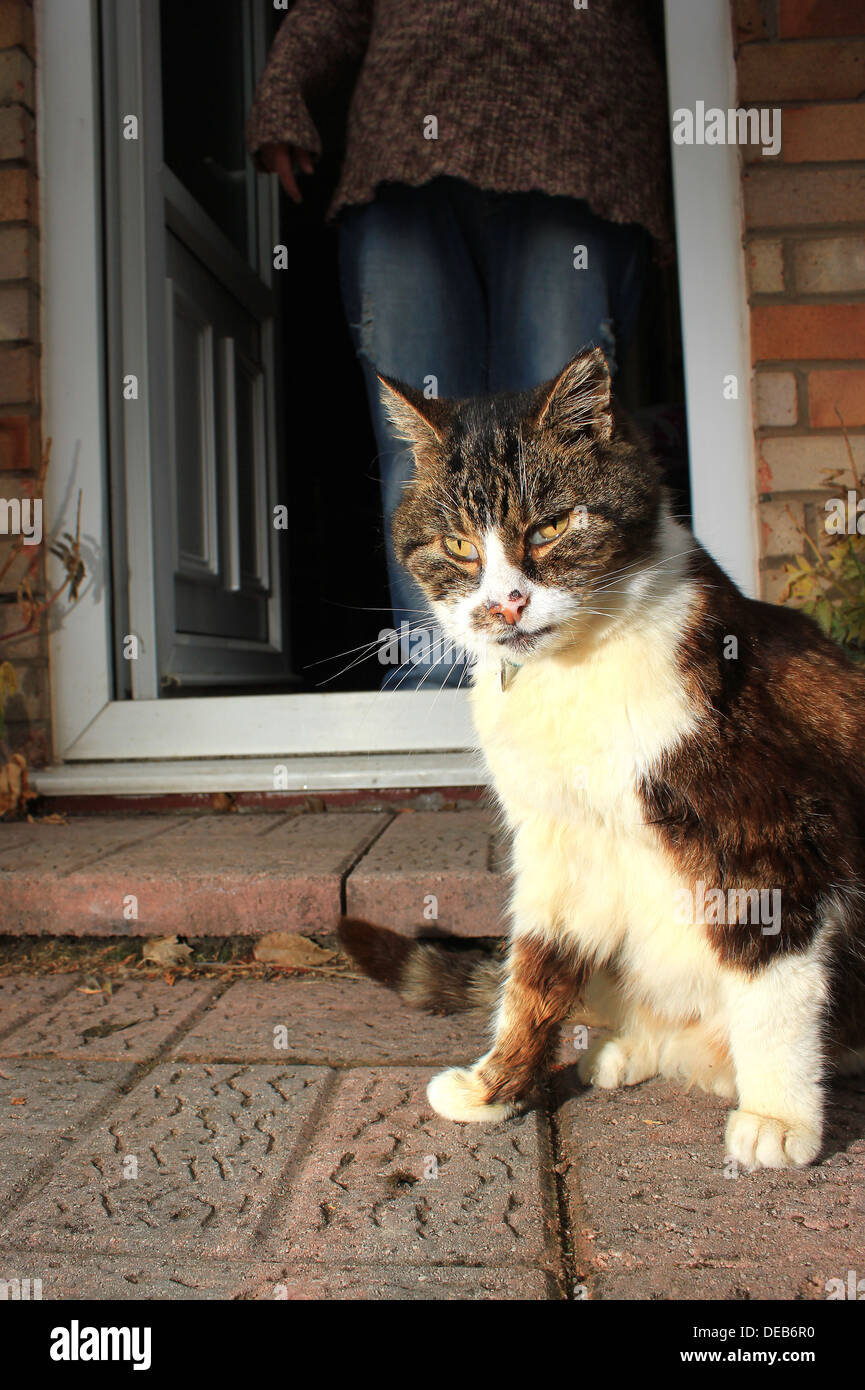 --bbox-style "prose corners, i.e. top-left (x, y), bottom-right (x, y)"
top-left (0, 808), bottom-right (510, 938)
top-left (1, 970), bottom-right (864, 1301)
